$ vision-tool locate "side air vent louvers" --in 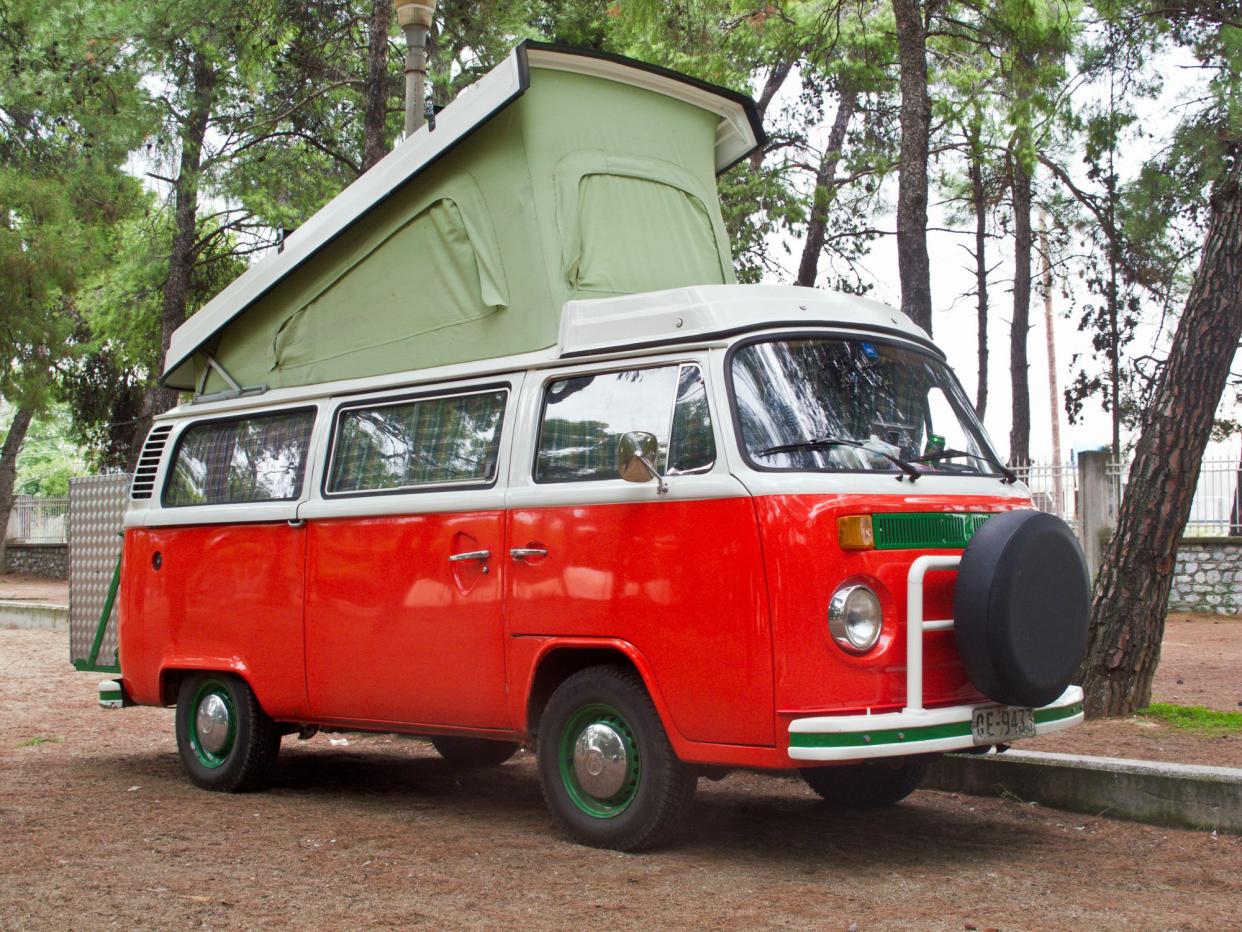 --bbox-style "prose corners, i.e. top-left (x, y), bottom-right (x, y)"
top-left (130, 424), bottom-right (174, 500)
